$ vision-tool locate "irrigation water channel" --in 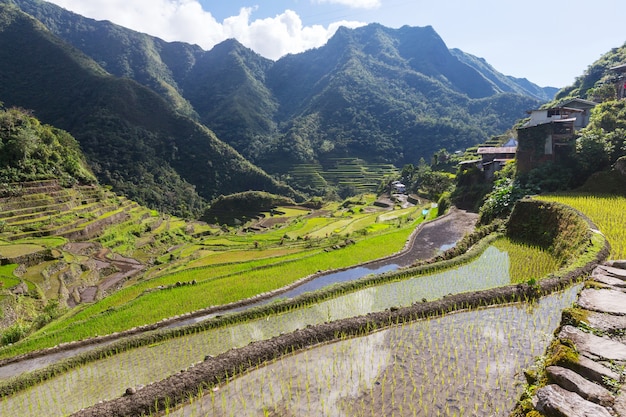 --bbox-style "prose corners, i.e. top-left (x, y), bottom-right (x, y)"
top-left (0, 243), bottom-right (581, 416)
